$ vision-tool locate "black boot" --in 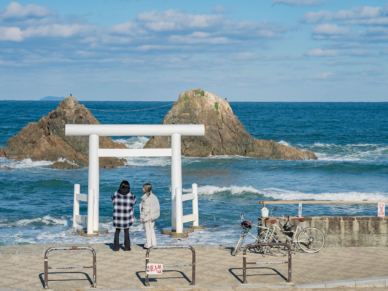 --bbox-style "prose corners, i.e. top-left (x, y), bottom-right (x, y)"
top-left (124, 228), bottom-right (131, 251)
top-left (114, 228), bottom-right (121, 251)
